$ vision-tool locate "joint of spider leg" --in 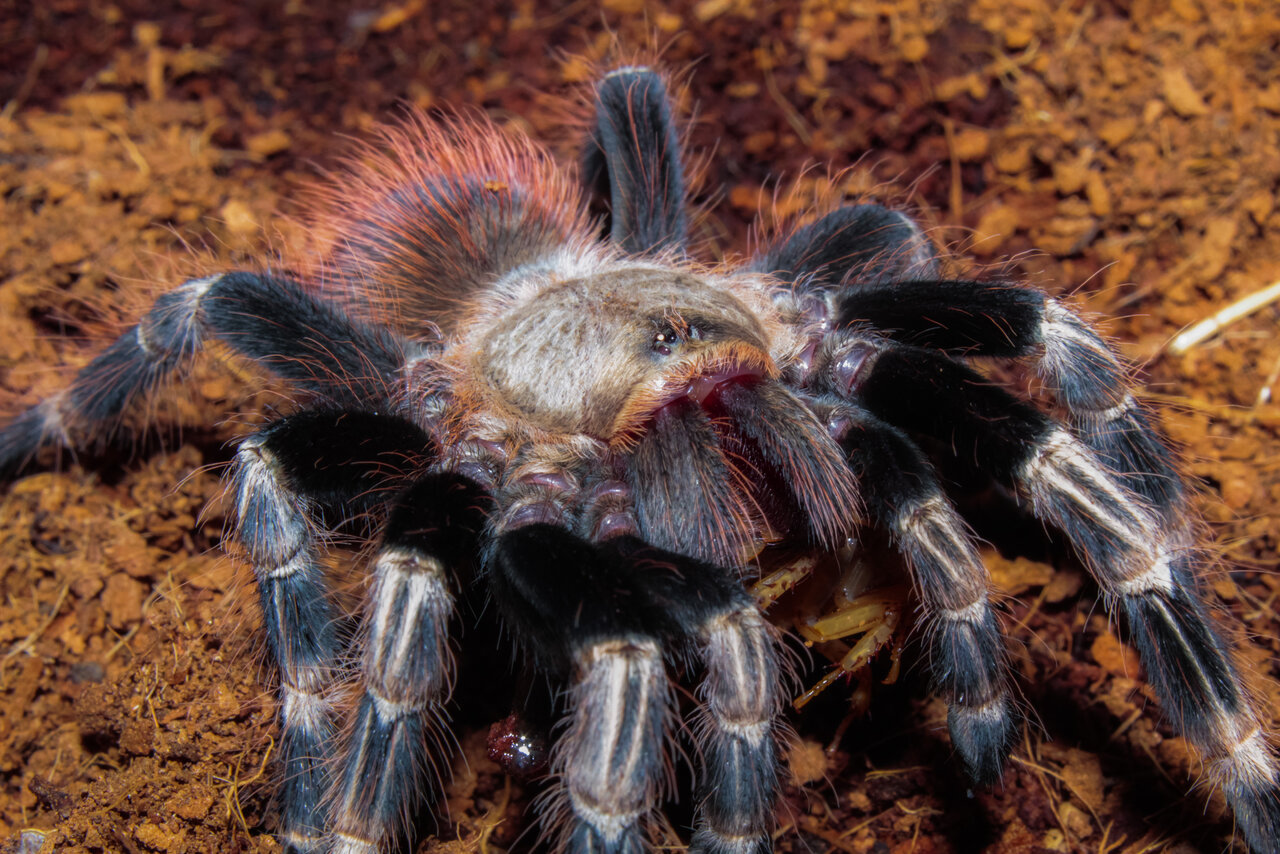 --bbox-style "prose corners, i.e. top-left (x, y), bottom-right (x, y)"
top-left (280, 681), bottom-right (330, 734)
top-left (397, 345), bottom-right (449, 421)
top-left (575, 635), bottom-right (663, 671)
top-left (817, 401), bottom-right (857, 445)
top-left (1038, 299), bottom-right (1131, 410)
top-left (280, 661), bottom-right (330, 697)
top-left (1111, 541), bottom-right (1175, 597)
top-left (565, 796), bottom-right (645, 847)
top-left (694, 829), bottom-right (771, 854)
top-left (285, 831), bottom-right (332, 854)
top-left (1083, 395), bottom-right (1136, 426)
top-left (364, 686), bottom-right (424, 724)
top-left (582, 479), bottom-right (638, 541)
top-left (443, 438), bottom-right (507, 492)
top-left (139, 273), bottom-right (221, 354)
top-left (35, 393), bottom-right (72, 448)
top-left (803, 334), bottom-right (883, 398)
top-left (1217, 726), bottom-right (1280, 788)
top-left (331, 831), bottom-right (379, 854)
top-left (602, 64), bottom-right (655, 81)
top-left (498, 470), bottom-right (582, 532)
top-left (936, 598), bottom-right (989, 626)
